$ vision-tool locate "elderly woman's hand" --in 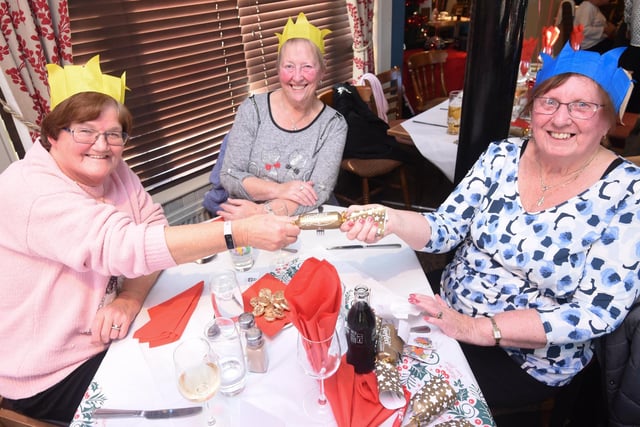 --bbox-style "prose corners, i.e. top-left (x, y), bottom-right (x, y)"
top-left (234, 213), bottom-right (300, 251)
top-left (280, 180), bottom-right (318, 207)
top-left (408, 293), bottom-right (481, 344)
top-left (339, 204), bottom-right (394, 243)
top-left (218, 198), bottom-right (263, 220)
top-left (91, 298), bottom-right (139, 344)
